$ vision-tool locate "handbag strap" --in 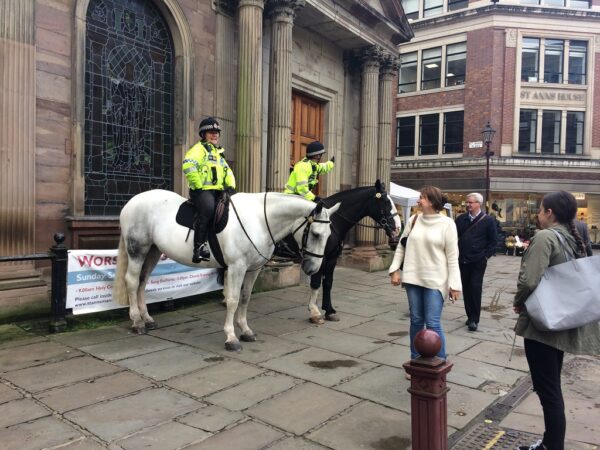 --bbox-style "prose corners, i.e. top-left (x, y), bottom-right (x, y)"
top-left (406, 214), bottom-right (418, 238)
top-left (549, 228), bottom-right (575, 261)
